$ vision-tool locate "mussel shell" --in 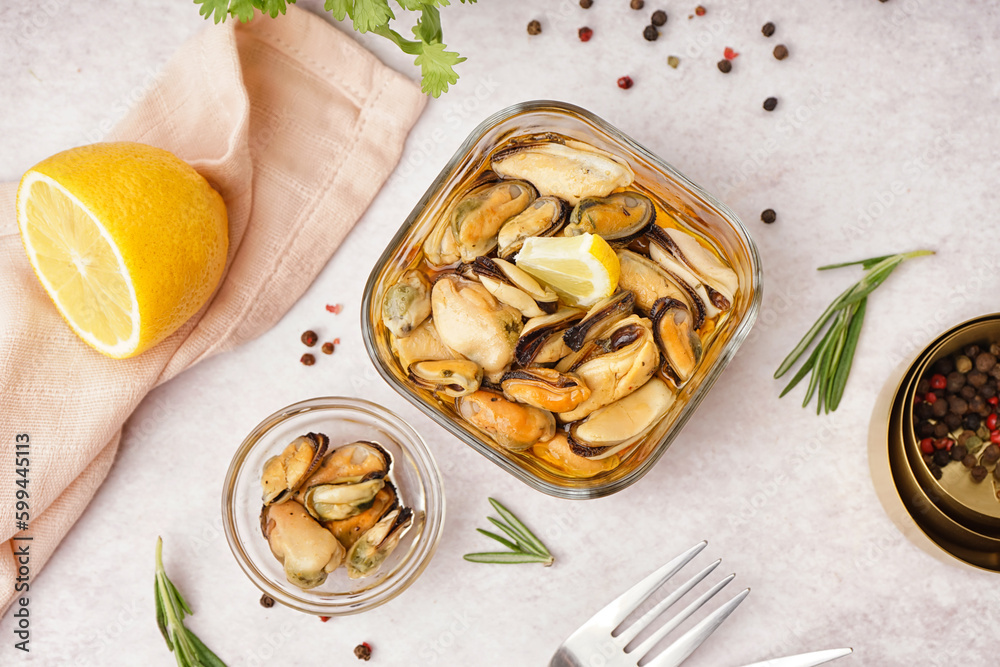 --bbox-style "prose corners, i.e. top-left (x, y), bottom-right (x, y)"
top-left (650, 297), bottom-right (703, 383)
top-left (472, 256), bottom-right (559, 318)
top-left (497, 196), bottom-right (569, 260)
top-left (346, 507), bottom-right (414, 579)
top-left (304, 441), bottom-right (392, 487)
top-left (651, 224), bottom-right (738, 306)
top-left (501, 368), bottom-right (591, 413)
top-left (261, 432), bottom-right (329, 505)
top-left (616, 248), bottom-right (704, 329)
top-left (451, 181), bottom-right (536, 262)
top-left (491, 140), bottom-right (634, 206)
top-left (646, 226), bottom-right (716, 322)
top-left (409, 359), bottom-right (483, 398)
top-left (456, 389), bottom-right (557, 451)
top-left (515, 308), bottom-right (585, 366)
top-left (564, 192), bottom-right (655, 245)
top-left (562, 290), bottom-right (635, 352)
